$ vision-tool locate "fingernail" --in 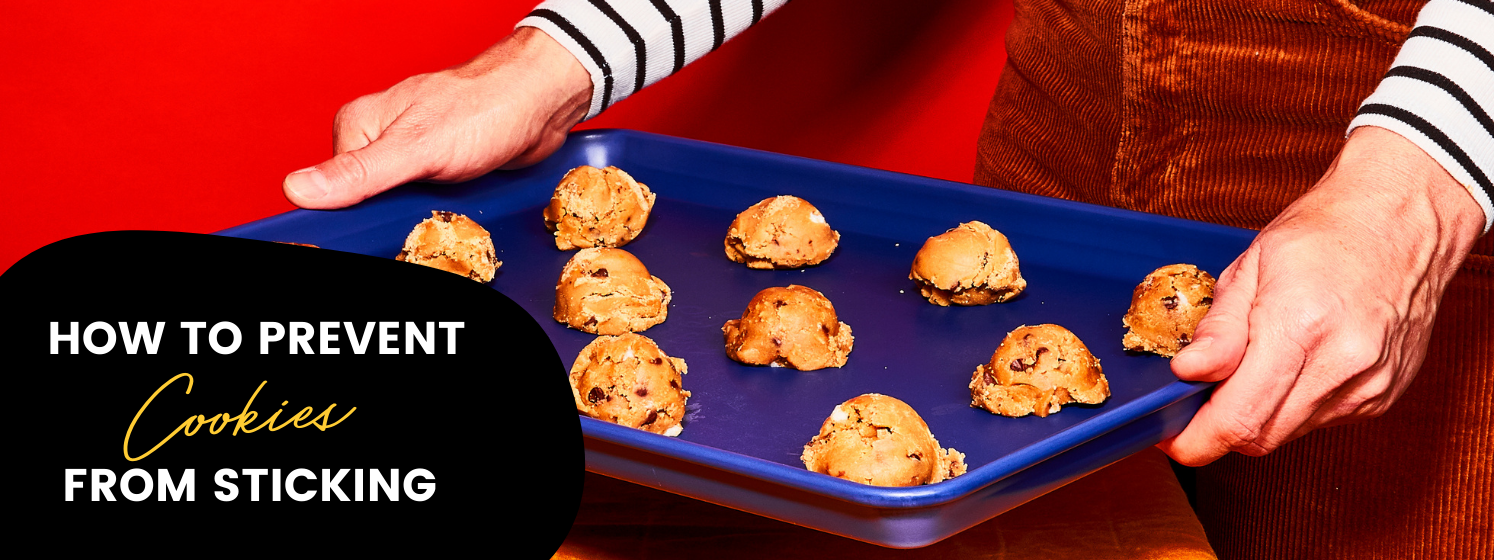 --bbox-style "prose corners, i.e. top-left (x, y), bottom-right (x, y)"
top-left (284, 167), bottom-right (328, 201)
top-left (1176, 336), bottom-right (1212, 359)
